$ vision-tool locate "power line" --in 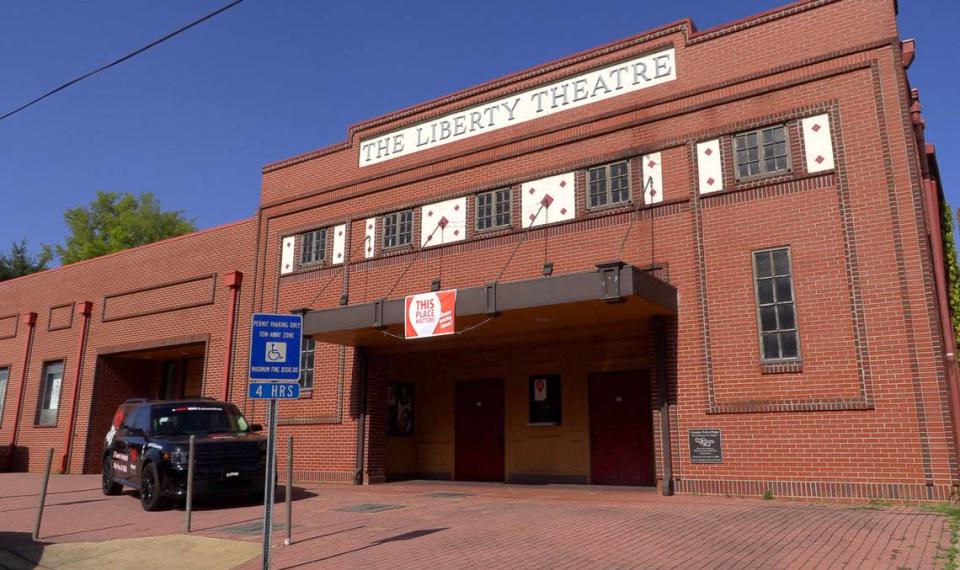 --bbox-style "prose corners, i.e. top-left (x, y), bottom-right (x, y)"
top-left (0, 0), bottom-right (245, 123)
